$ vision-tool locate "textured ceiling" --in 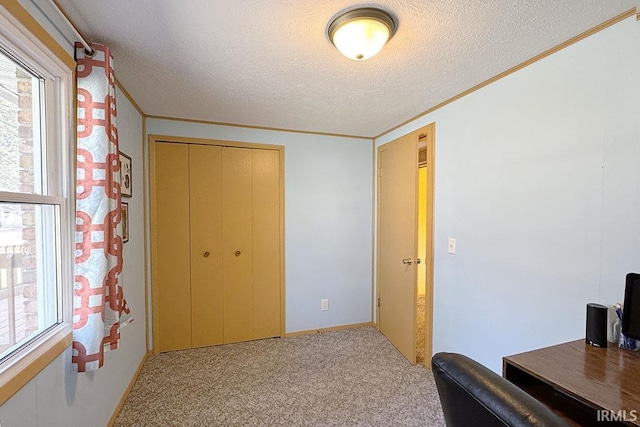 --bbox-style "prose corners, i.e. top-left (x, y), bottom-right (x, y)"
top-left (54, 0), bottom-right (637, 138)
